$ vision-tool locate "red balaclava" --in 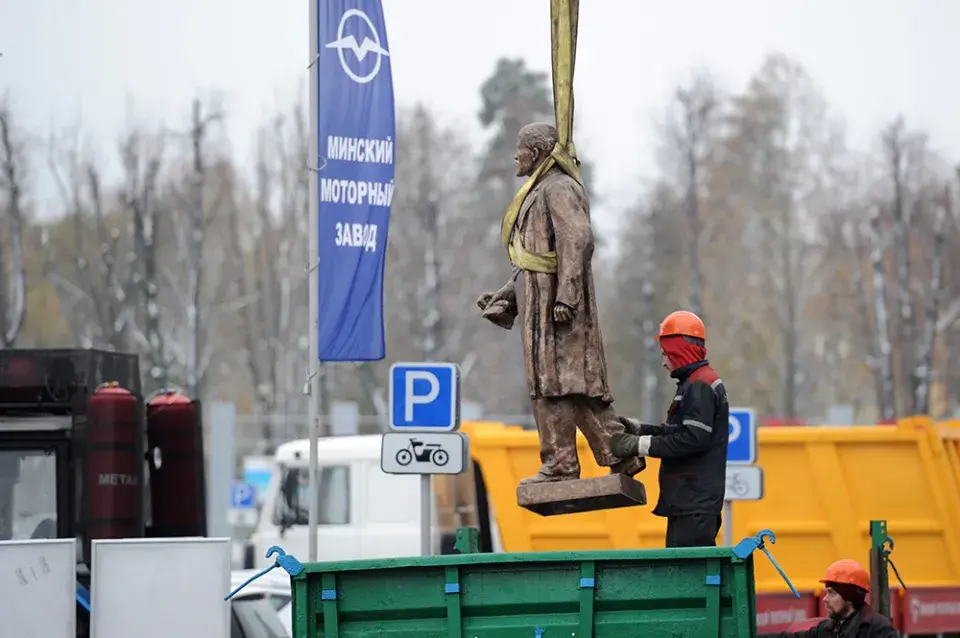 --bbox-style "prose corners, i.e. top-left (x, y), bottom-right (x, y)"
top-left (660, 335), bottom-right (706, 370)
